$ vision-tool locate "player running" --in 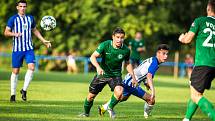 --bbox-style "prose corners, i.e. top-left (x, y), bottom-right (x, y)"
top-left (98, 44), bottom-right (169, 118)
